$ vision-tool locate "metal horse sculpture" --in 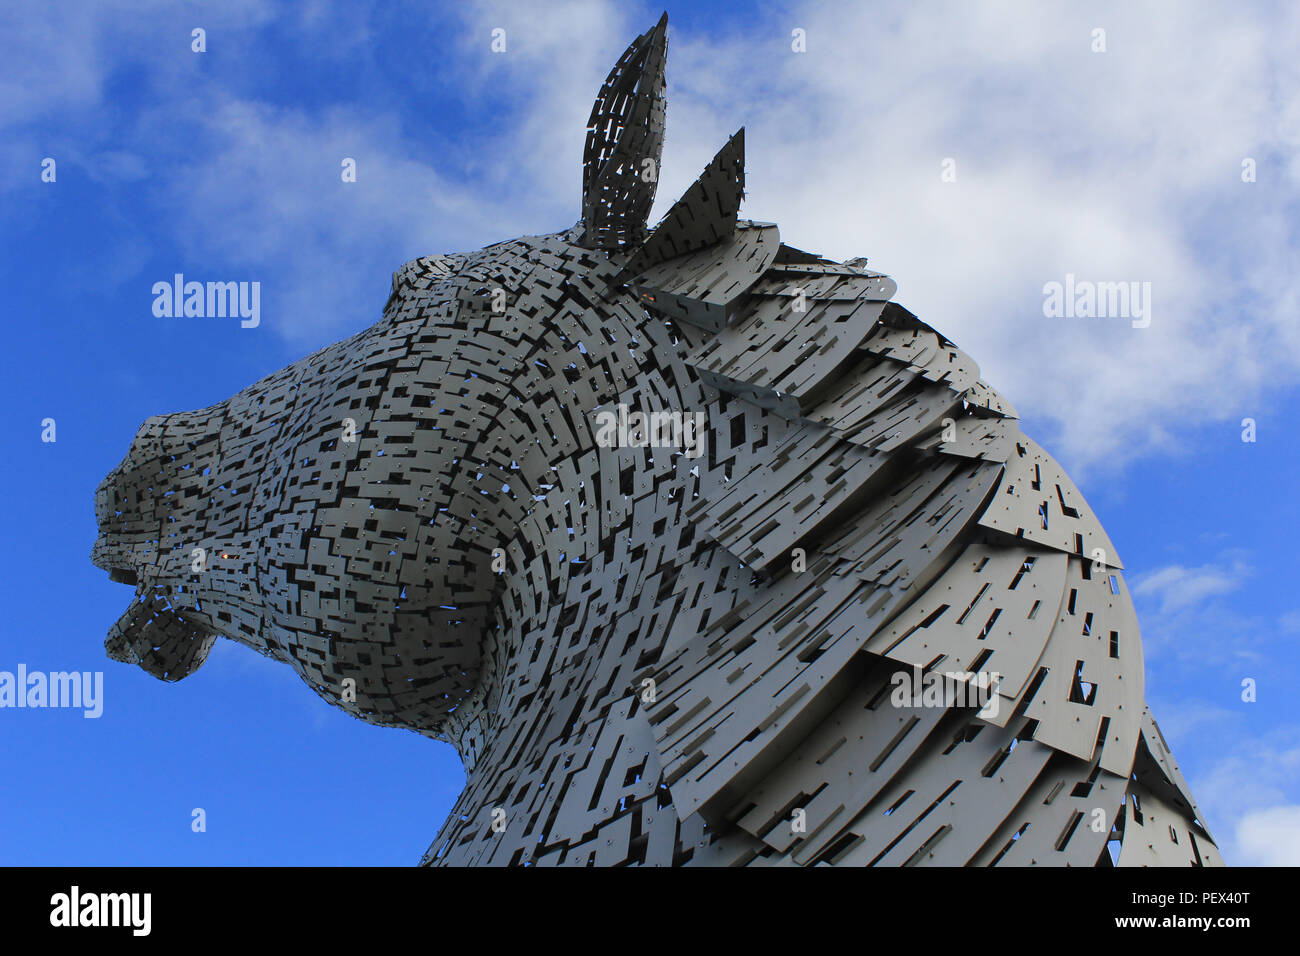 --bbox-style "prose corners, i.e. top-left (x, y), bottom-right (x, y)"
top-left (92, 15), bottom-right (1220, 866)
